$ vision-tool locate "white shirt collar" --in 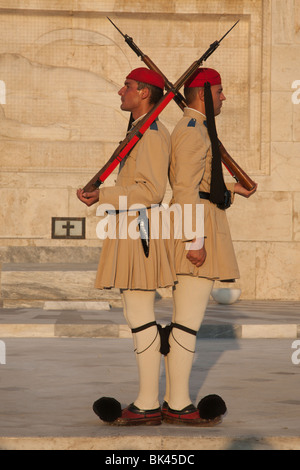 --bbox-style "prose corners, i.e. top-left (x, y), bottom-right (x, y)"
top-left (132, 114), bottom-right (147, 126)
top-left (185, 107), bottom-right (206, 119)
